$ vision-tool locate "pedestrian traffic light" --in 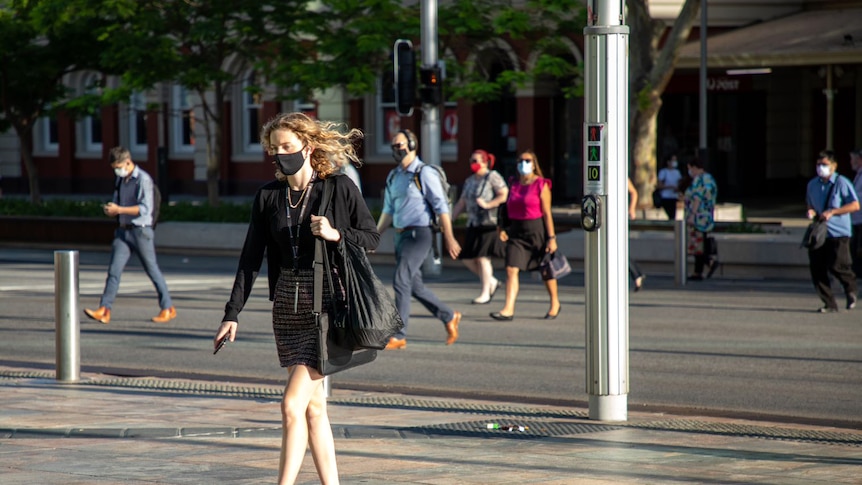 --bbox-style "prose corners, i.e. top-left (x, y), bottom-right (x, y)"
top-left (393, 39), bottom-right (416, 116)
top-left (419, 66), bottom-right (443, 105)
